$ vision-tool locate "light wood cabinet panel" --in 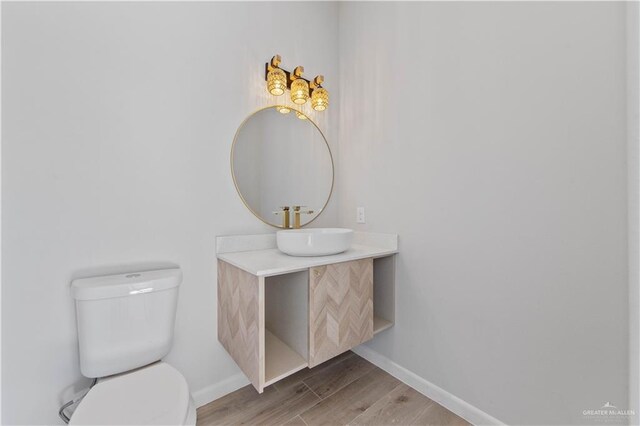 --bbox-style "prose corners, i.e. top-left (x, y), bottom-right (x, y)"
top-left (217, 260), bottom-right (264, 391)
top-left (308, 259), bottom-right (374, 367)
